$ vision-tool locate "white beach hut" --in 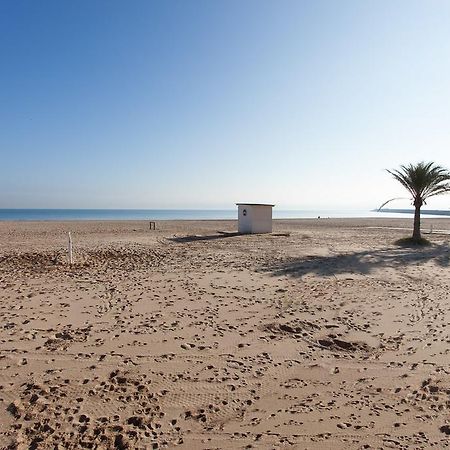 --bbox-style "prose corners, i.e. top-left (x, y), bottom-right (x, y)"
top-left (236, 203), bottom-right (274, 234)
